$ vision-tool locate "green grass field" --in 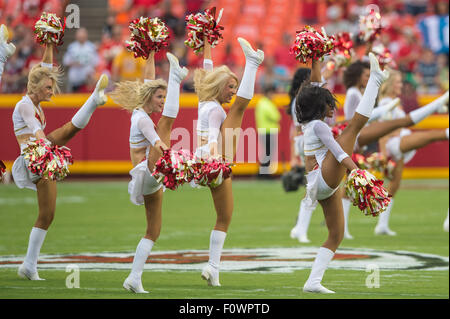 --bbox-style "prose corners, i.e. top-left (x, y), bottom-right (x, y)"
top-left (0, 178), bottom-right (448, 299)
